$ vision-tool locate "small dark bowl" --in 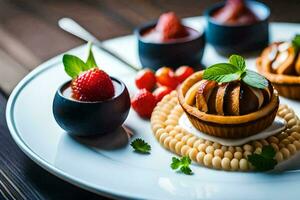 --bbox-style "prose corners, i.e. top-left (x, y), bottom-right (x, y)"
top-left (52, 77), bottom-right (130, 137)
top-left (204, 1), bottom-right (270, 55)
top-left (135, 22), bottom-right (205, 71)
